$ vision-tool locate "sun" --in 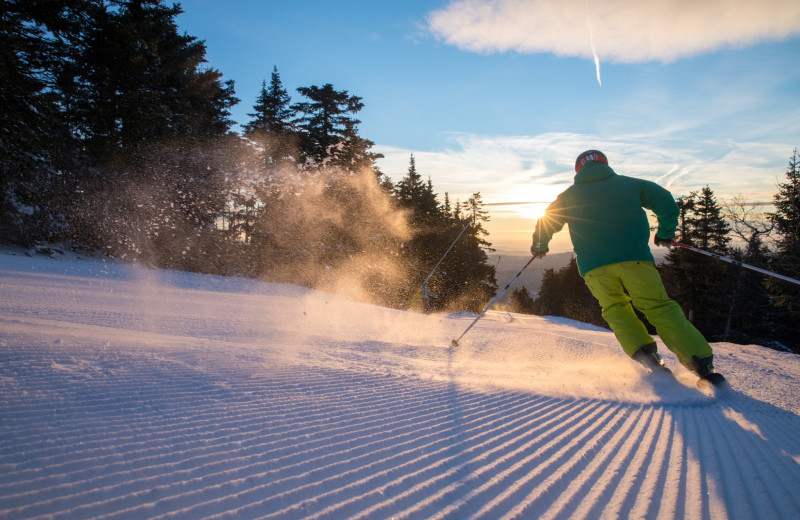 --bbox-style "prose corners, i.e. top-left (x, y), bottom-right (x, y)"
top-left (501, 184), bottom-right (560, 221)
top-left (515, 202), bottom-right (549, 221)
